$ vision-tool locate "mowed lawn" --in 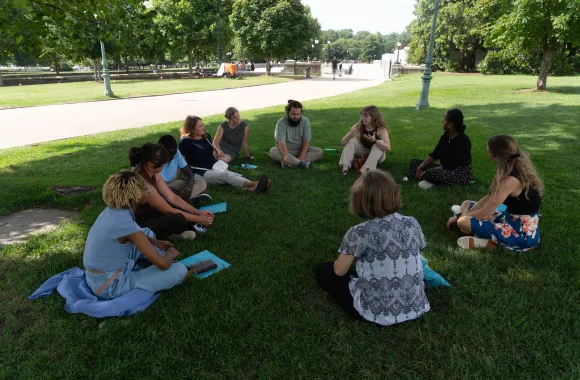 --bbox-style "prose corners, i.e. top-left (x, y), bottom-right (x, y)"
top-left (0, 75), bottom-right (297, 109)
top-left (1, 74), bottom-right (579, 379)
